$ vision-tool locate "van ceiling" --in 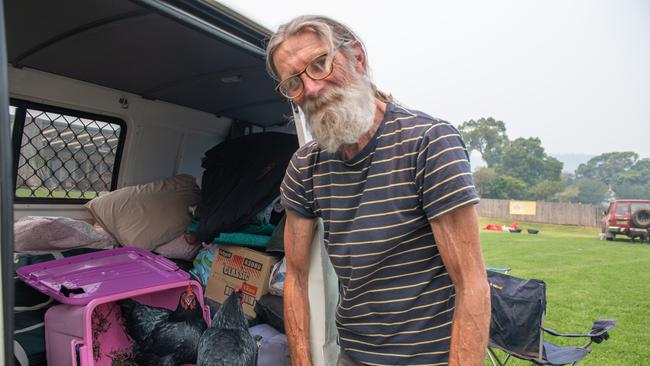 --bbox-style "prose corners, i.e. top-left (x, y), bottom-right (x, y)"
top-left (5, 0), bottom-right (292, 127)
